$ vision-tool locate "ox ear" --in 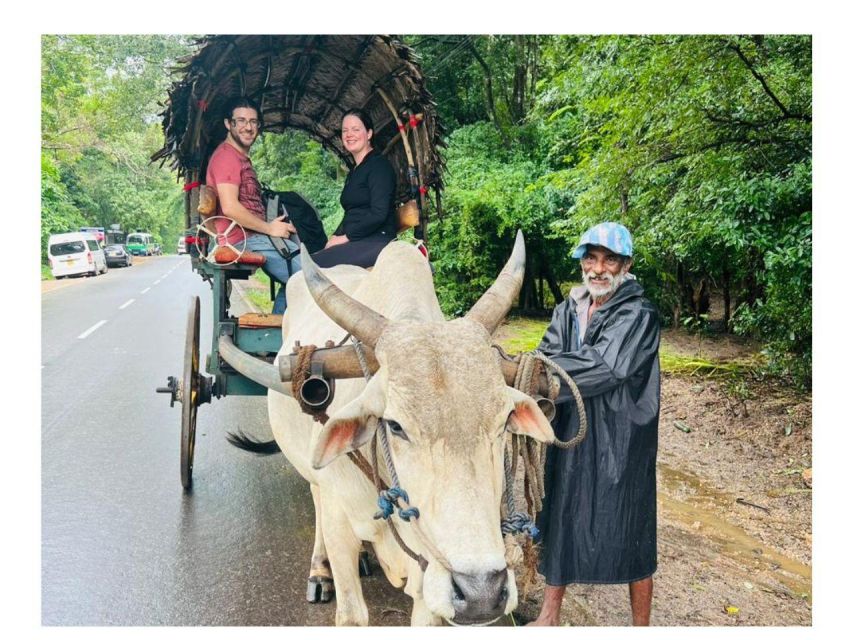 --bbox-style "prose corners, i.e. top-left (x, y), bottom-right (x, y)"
top-left (505, 387), bottom-right (556, 443)
top-left (311, 377), bottom-right (385, 469)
